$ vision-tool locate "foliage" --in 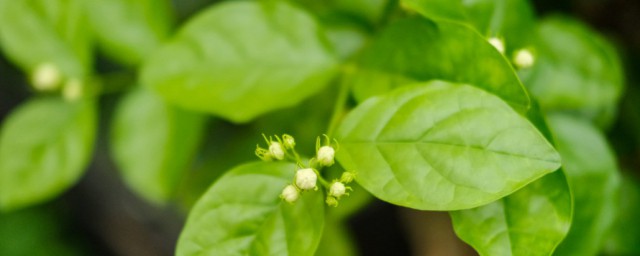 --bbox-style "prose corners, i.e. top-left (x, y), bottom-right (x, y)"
top-left (0, 0), bottom-right (633, 255)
